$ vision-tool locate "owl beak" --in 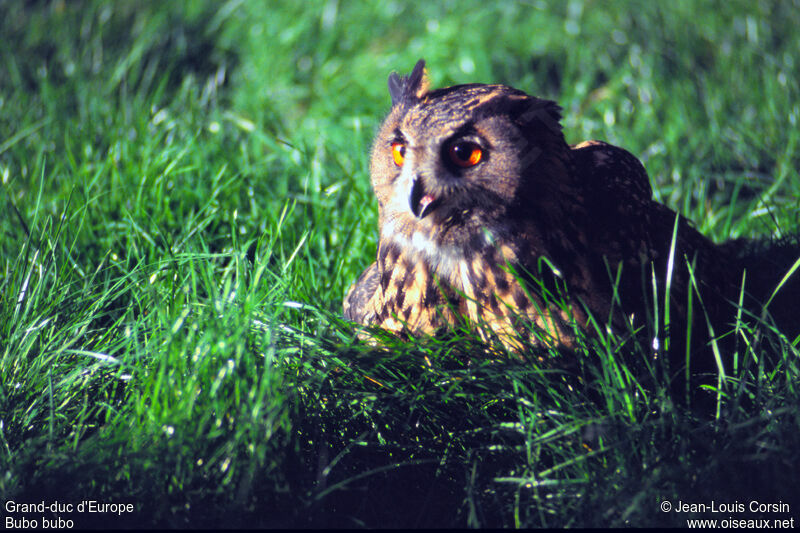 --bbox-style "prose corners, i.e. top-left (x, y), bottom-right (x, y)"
top-left (409, 175), bottom-right (438, 219)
